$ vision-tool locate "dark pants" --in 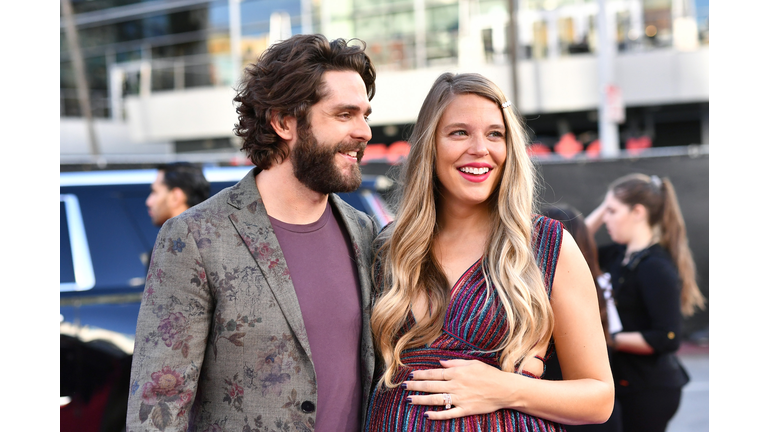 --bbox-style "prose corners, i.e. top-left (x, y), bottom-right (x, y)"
top-left (617, 387), bottom-right (682, 432)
